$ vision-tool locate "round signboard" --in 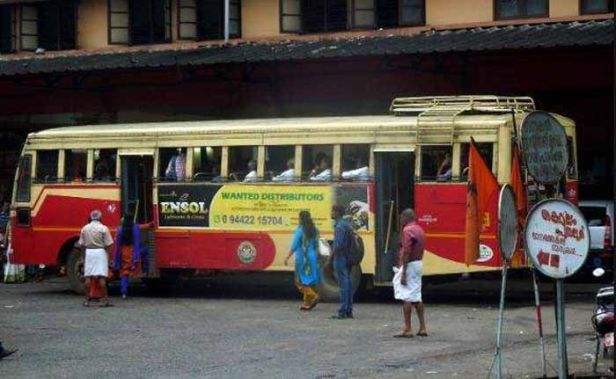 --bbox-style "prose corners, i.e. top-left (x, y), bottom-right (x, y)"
top-left (498, 184), bottom-right (518, 260)
top-left (524, 199), bottom-right (590, 279)
top-left (521, 111), bottom-right (569, 184)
